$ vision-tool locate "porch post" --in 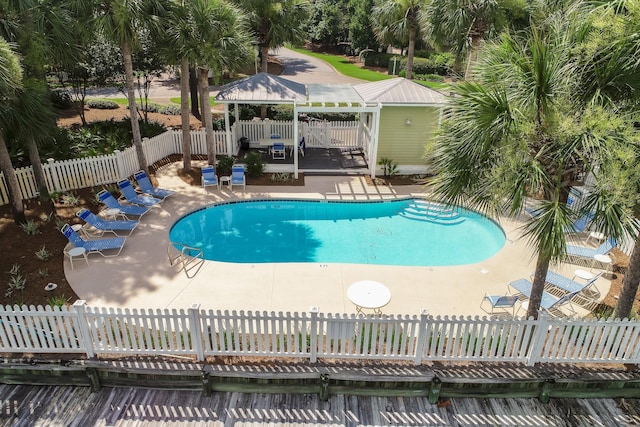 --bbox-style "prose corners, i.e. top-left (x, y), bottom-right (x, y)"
top-left (293, 104), bottom-right (299, 179)
top-left (369, 105), bottom-right (382, 178)
top-left (224, 104), bottom-right (233, 155)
